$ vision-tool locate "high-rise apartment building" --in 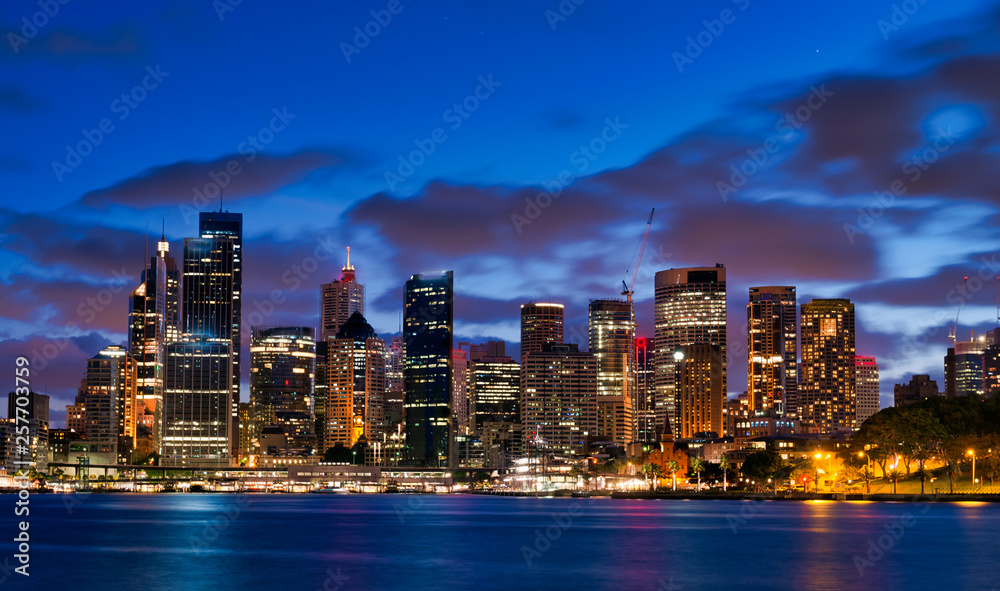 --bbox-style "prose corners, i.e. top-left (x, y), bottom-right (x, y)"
top-left (249, 326), bottom-right (317, 455)
top-left (673, 343), bottom-right (724, 438)
top-left (747, 286), bottom-right (797, 417)
top-left (404, 271), bottom-right (453, 467)
top-left (589, 299), bottom-right (634, 445)
top-left (855, 356), bottom-right (880, 425)
top-left (452, 350), bottom-right (470, 437)
top-left (76, 346), bottom-right (136, 464)
top-left (320, 247), bottom-right (364, 340)
top-left (162, 336), bottom-right (232, 467)
top-left (521, 343), bottom-right (598, 456)
top-left (799, 299), bottom-right (856, 434)
top-left (384, 335), bottom-right (405, 429)
top-left (323, 312), bottom-right (387, 454)
top-left (520, 303), bottom-right (564, 358)
top-left (654, 266), bottom-right (727, 434)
